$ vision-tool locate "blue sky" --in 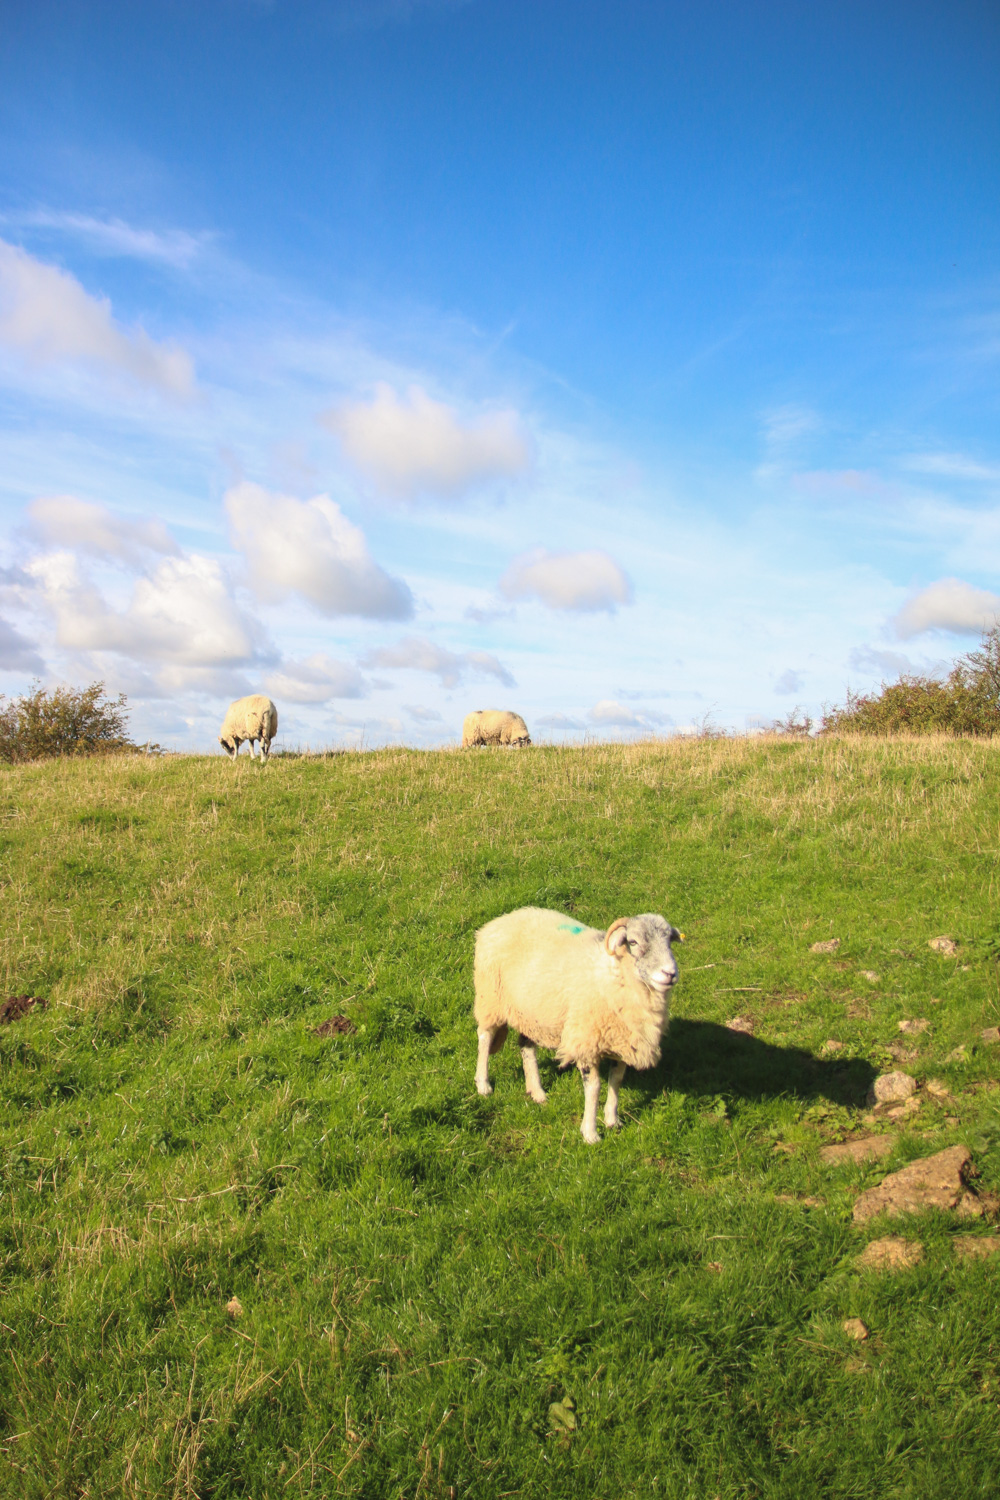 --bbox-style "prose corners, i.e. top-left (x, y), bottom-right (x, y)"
top-left (0, 0), bottom-right (998, 747)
